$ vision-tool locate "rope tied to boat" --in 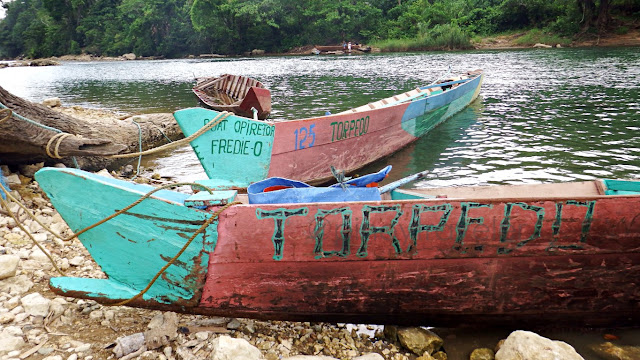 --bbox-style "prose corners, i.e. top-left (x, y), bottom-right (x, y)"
top-left (0, 103), bottom-right (80, 168)
top-left (108, 111), bottom-right (232, 159)
top-left (111, 200), bottom-right (242, 307)
top-left (0, 179), bottom-right (223, 276)
top-left (0, 108), bottom-right (11, 124)
top-left (45, 132), bottom-right (74, 159)
top-left (0, 181), bottom-right (65, 276)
